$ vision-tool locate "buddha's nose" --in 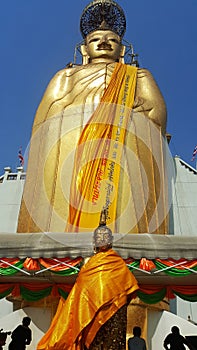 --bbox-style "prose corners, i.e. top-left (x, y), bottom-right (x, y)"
top-left (97, 36), bottom-right (111, 50)
top-left (99, 35), bottom-right (109, 44)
